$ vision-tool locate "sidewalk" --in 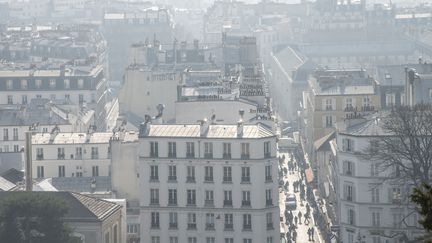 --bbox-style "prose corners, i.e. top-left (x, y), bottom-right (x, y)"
top-left (279, 152), bottom-right (324, 243)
